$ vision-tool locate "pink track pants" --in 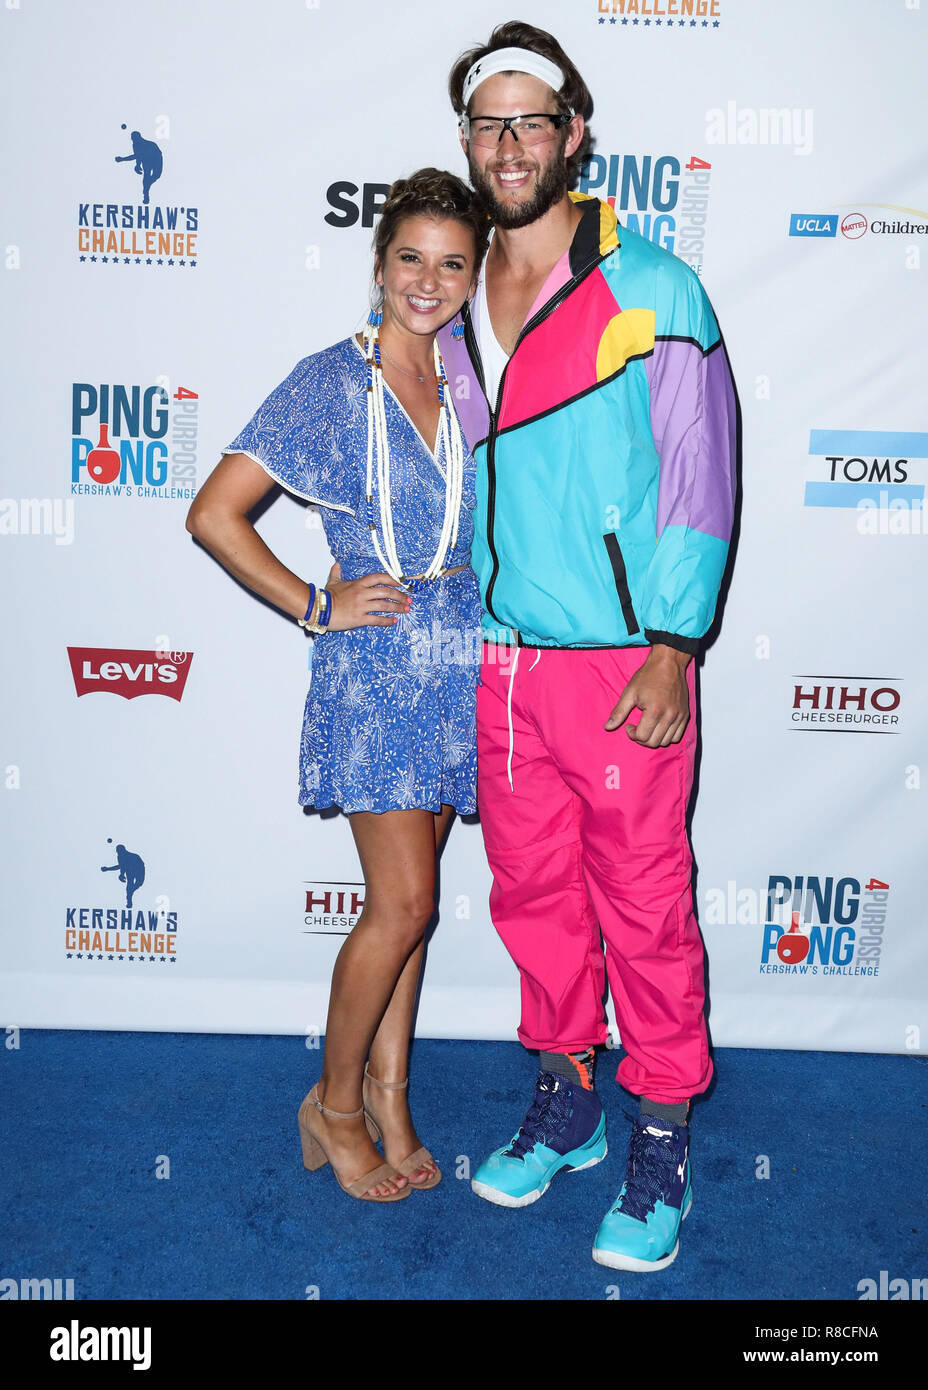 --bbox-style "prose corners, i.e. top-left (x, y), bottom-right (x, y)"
top-left (476, 641), bottom-right (713, 1104)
